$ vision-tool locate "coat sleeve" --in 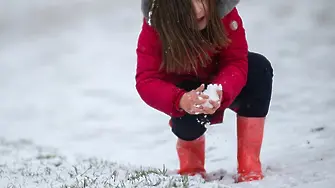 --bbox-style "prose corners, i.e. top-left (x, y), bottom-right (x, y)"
top-left (135, 19), bottom-right (186, 117)
top-left (212, 8), bottom-right (248, 109)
